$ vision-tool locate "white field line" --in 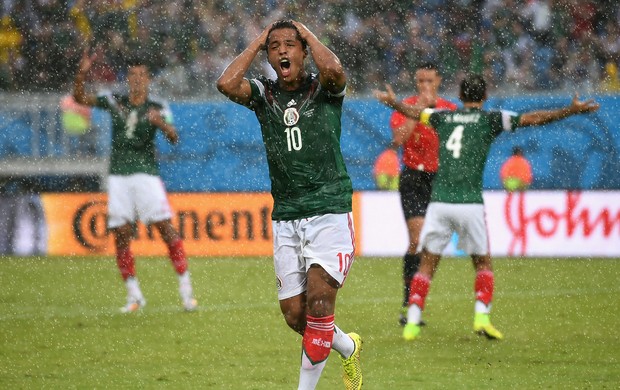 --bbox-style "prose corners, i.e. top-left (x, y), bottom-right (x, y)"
top-left (0, 285), bottom-right (618, 322)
